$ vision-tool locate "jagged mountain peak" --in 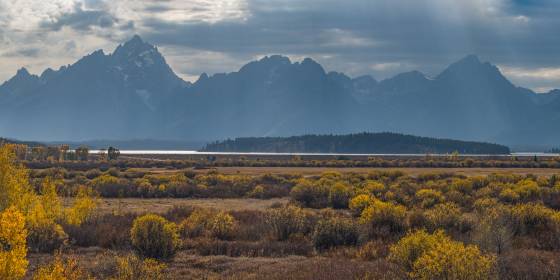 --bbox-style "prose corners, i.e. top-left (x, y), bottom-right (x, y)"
top-left (0, 67), bottom-right (40, 96)
top-left (260, 55), bottom-right (292, 64)
top-left (8, 67), bottom-right (39, 83)
top-left (113, 35), bottom-right (155, 57)
top-left (40, 68), bottom-right (56, 80)
top-left (16, 67), bottom-right (31, 77)
top-left (458, 54), bottom-right (481, 65)
top-left (437, 55), bottom-right (508, 84)
top-left (112, 35), bottom-right (163, 68)
top-left (299, 57), bottom-right (326, 75)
